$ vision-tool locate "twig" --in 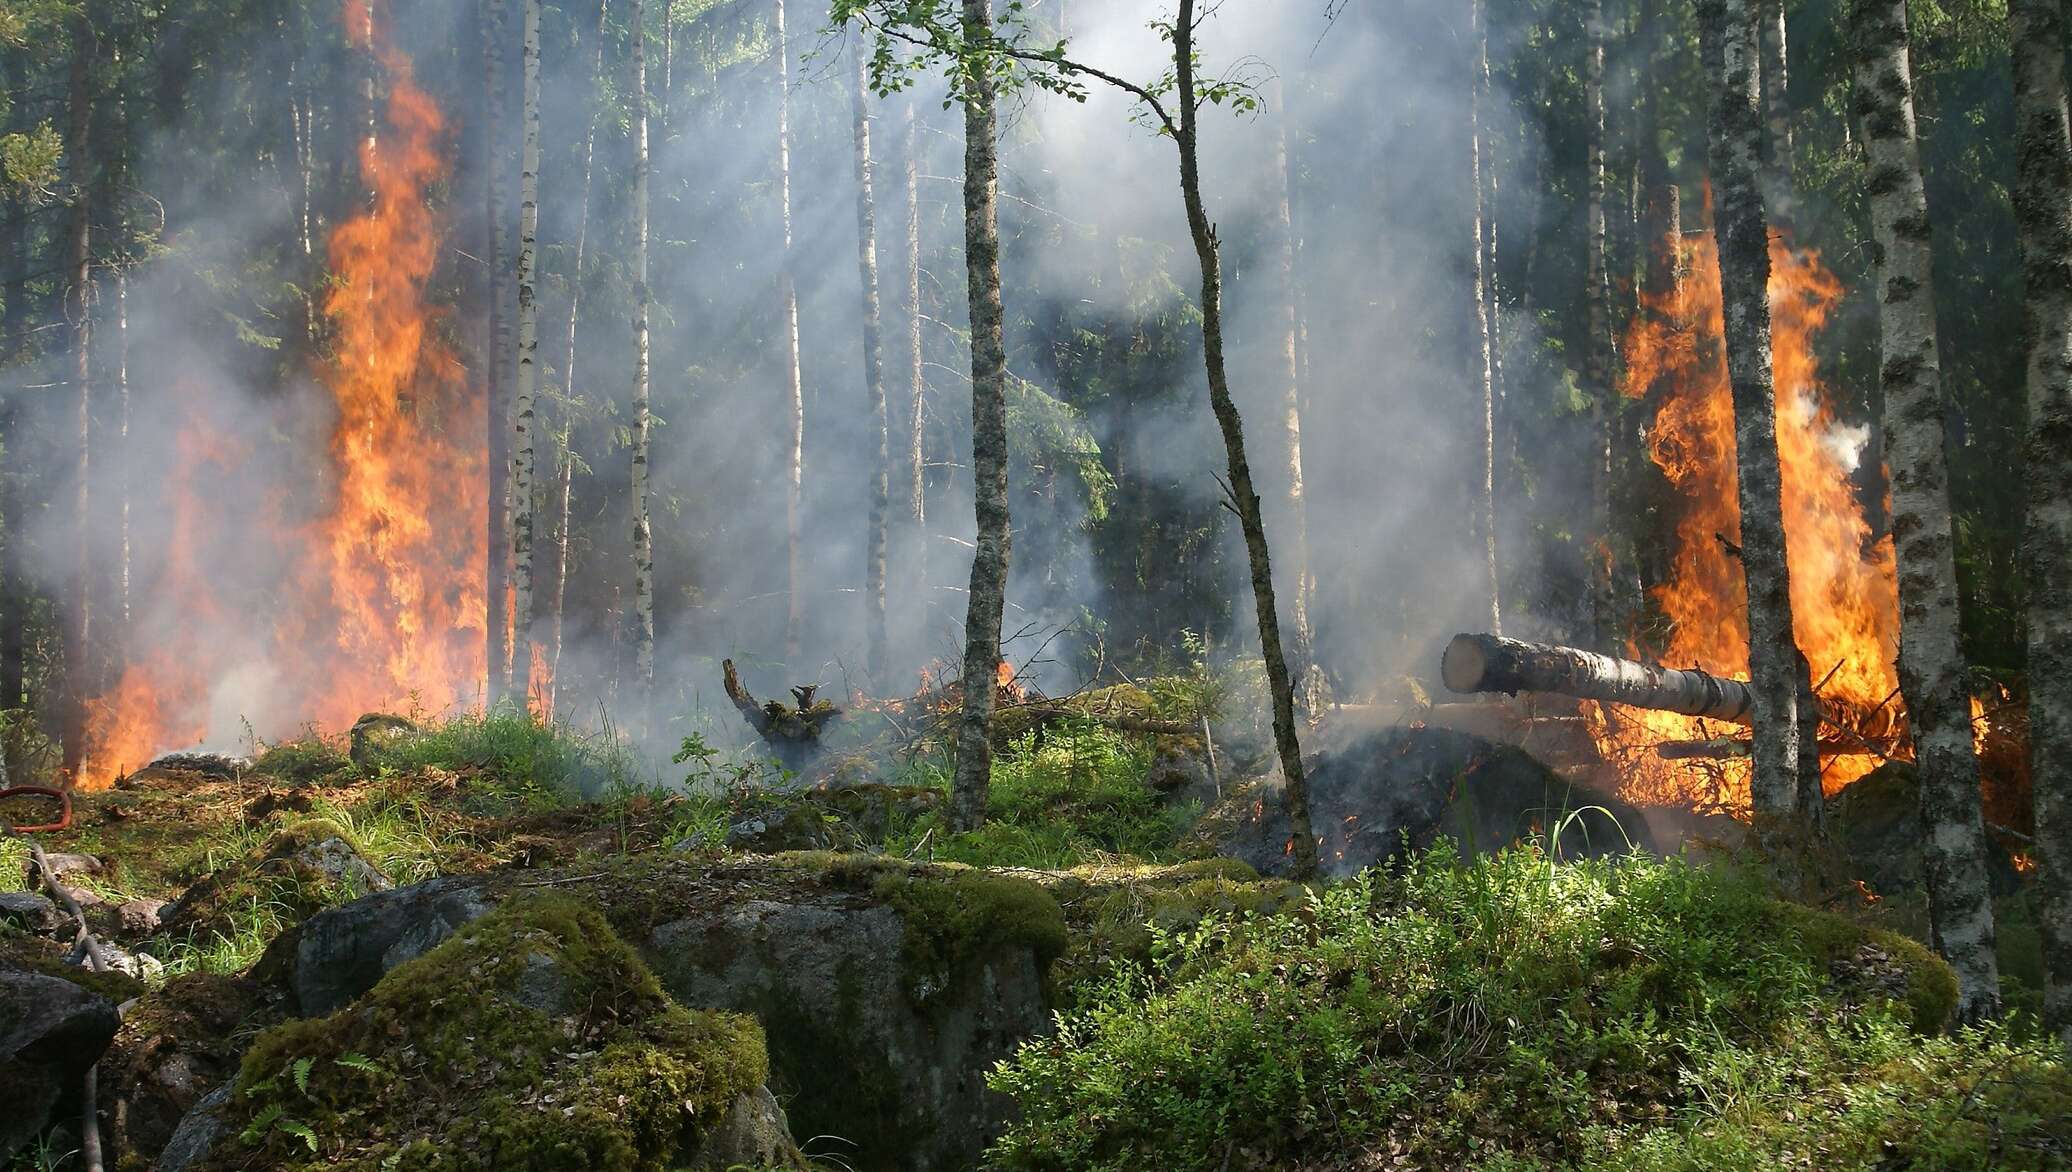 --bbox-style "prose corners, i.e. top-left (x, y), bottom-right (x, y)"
top-left (517, 873), bottom-right (608, 887)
